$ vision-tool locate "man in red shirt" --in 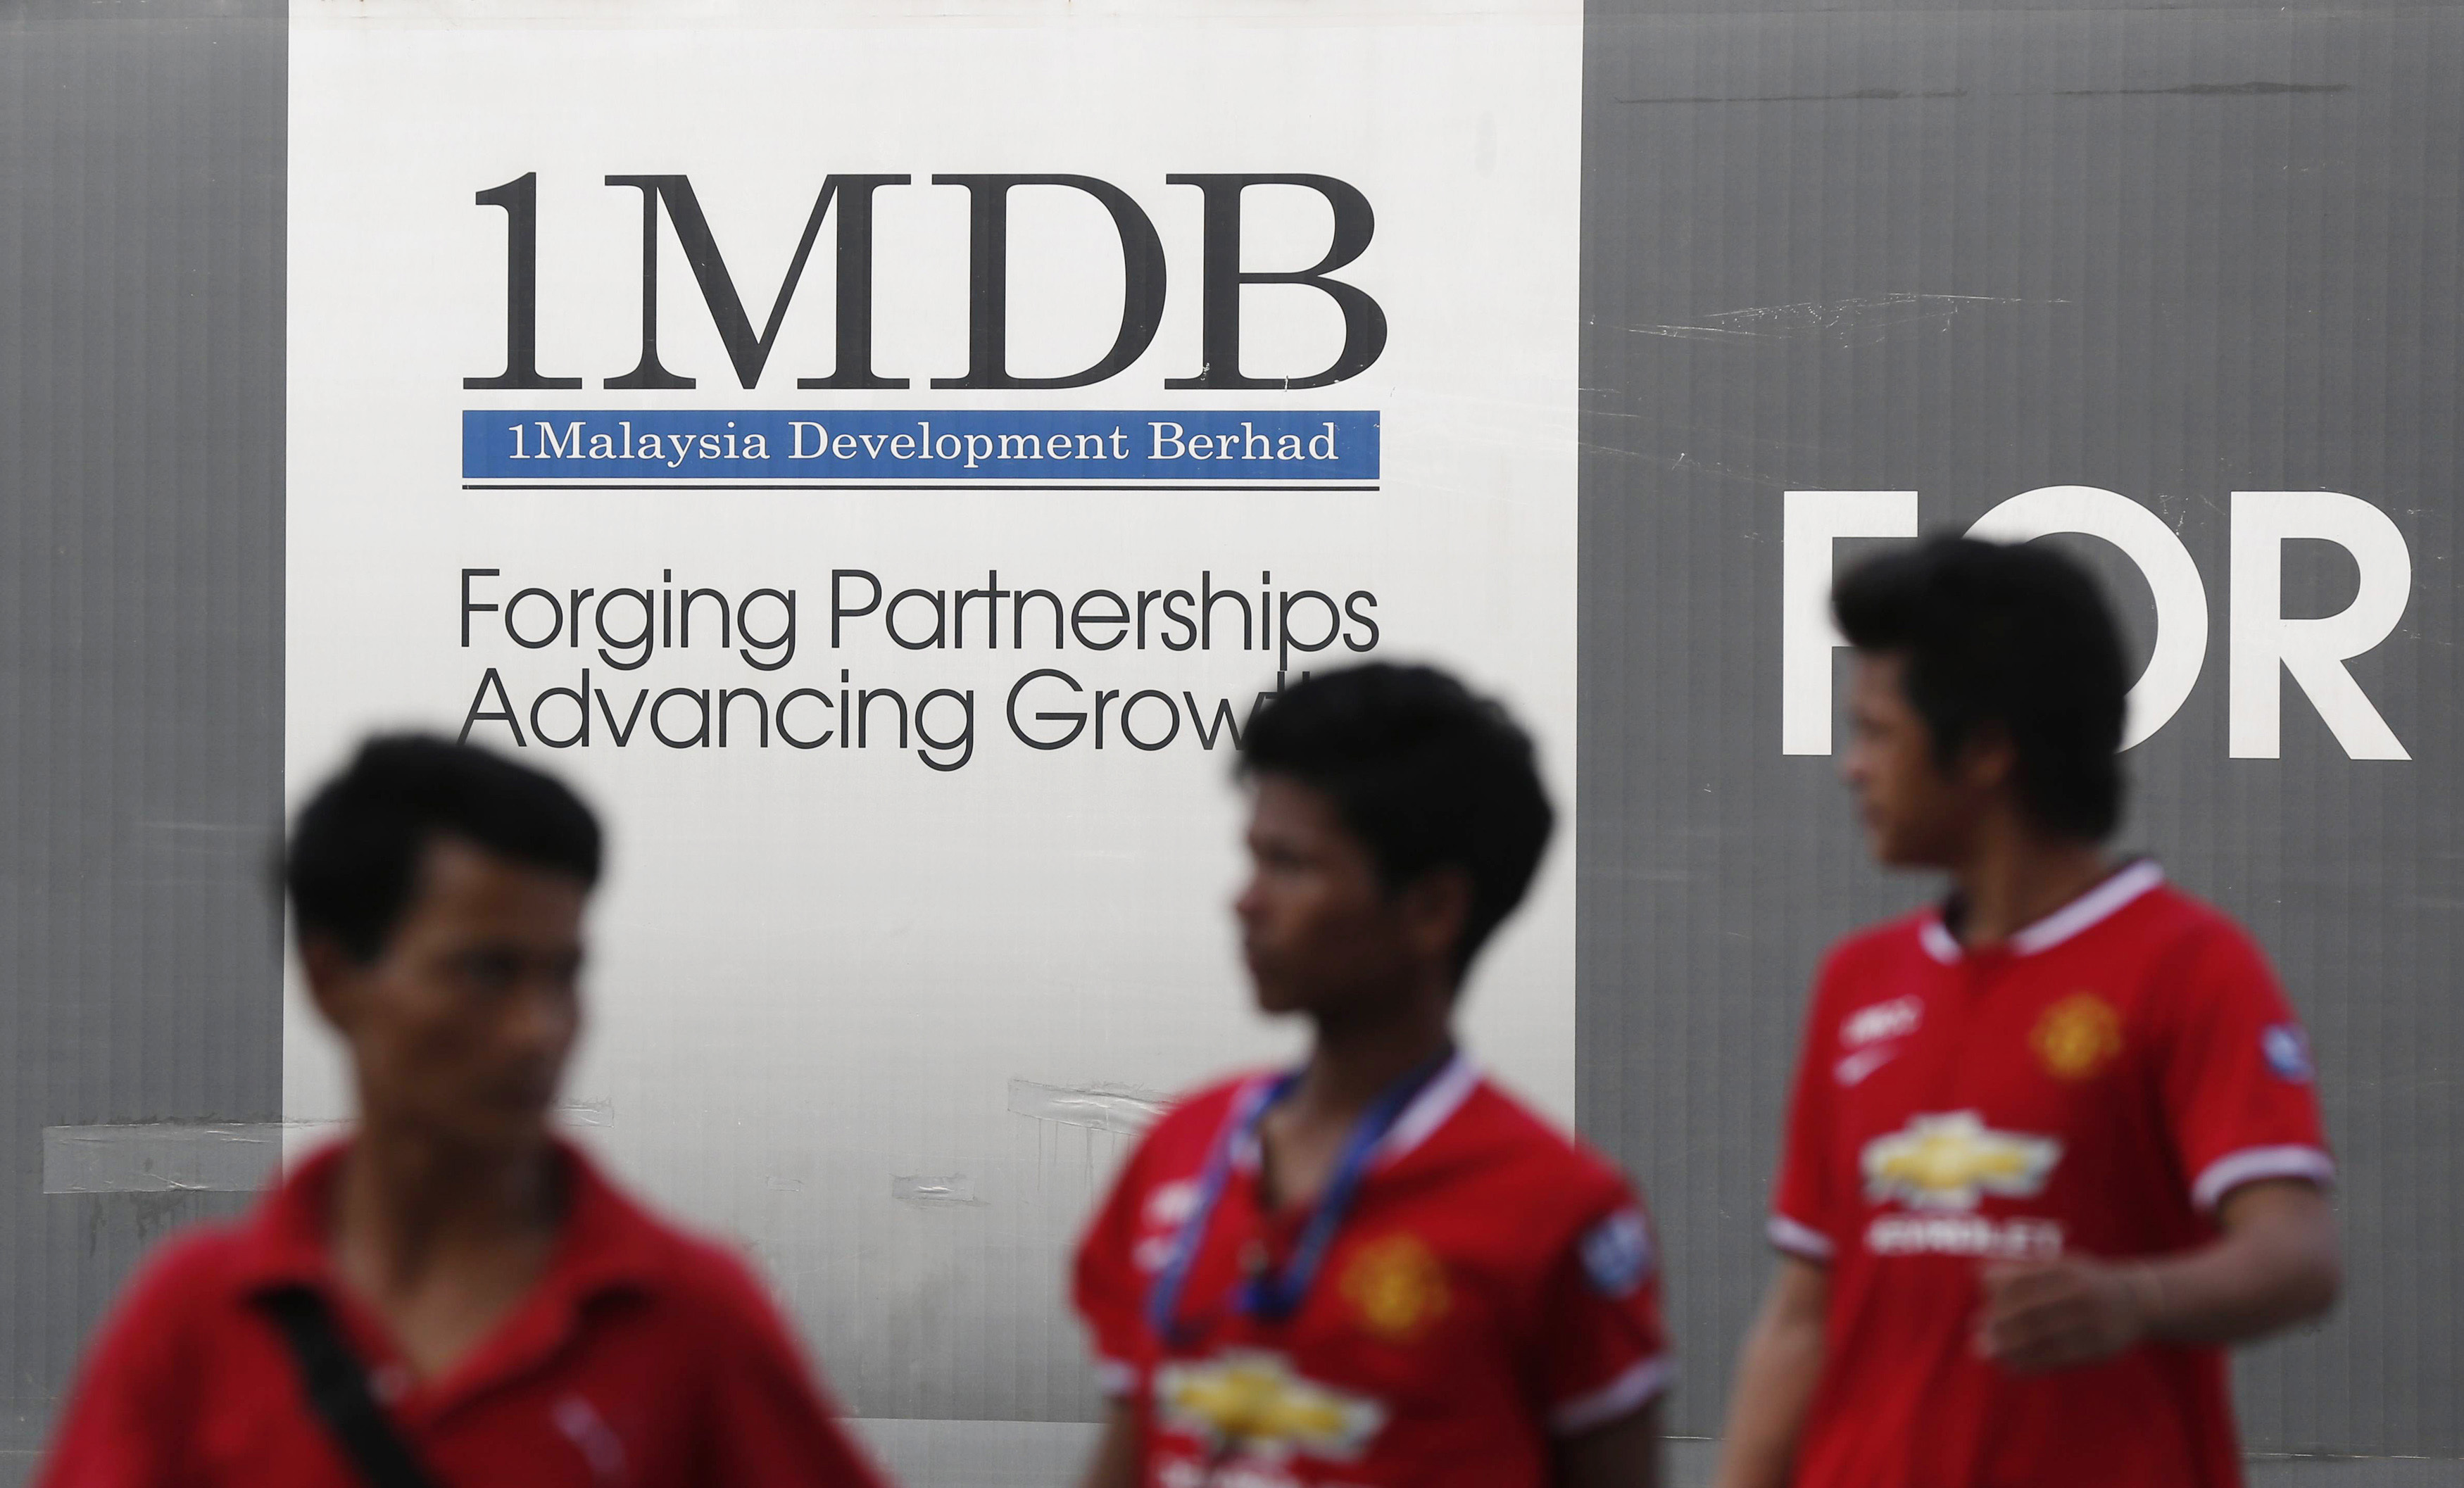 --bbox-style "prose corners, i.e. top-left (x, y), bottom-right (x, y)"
top-left (1074, 664), bottom-right (1668, 1488)
top-left (39, 736), bottom-right (886, 1488)
top-left (1713, 537), bottom-right (2342, 1488)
